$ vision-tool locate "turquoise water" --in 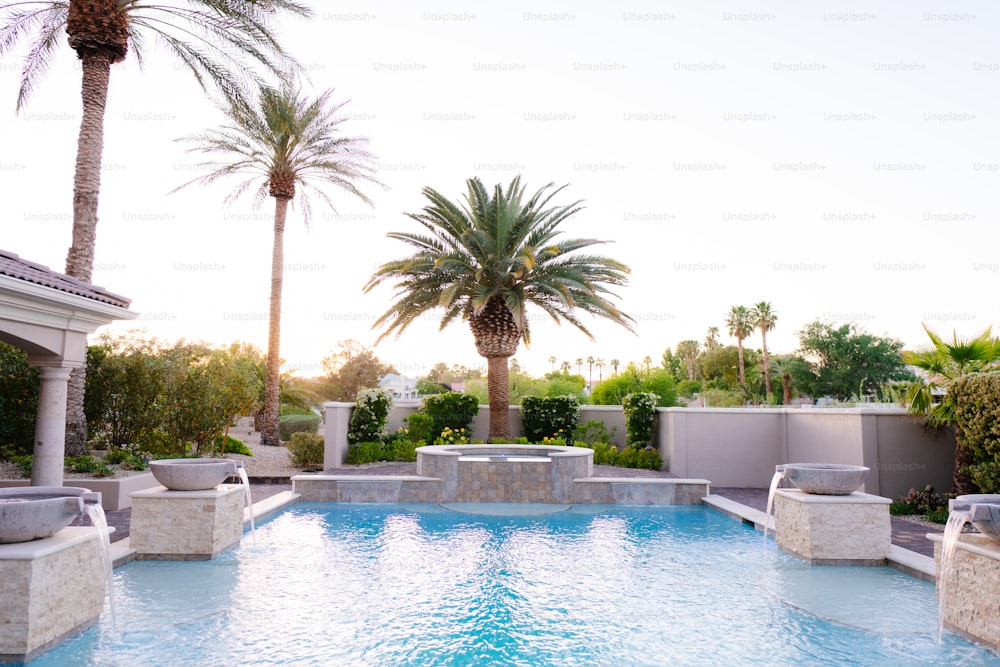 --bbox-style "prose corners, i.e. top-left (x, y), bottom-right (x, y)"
top-left (25, 504), bottom-right (1000, 666)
